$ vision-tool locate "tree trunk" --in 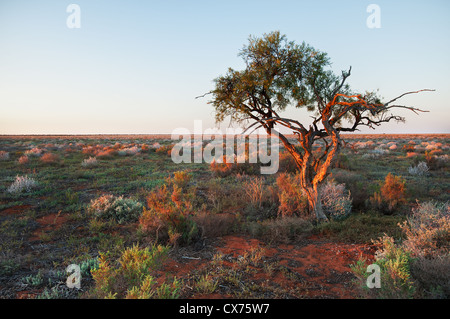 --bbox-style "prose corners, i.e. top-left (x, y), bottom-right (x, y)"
top-left (305, 185), bottom-right (328, 221)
